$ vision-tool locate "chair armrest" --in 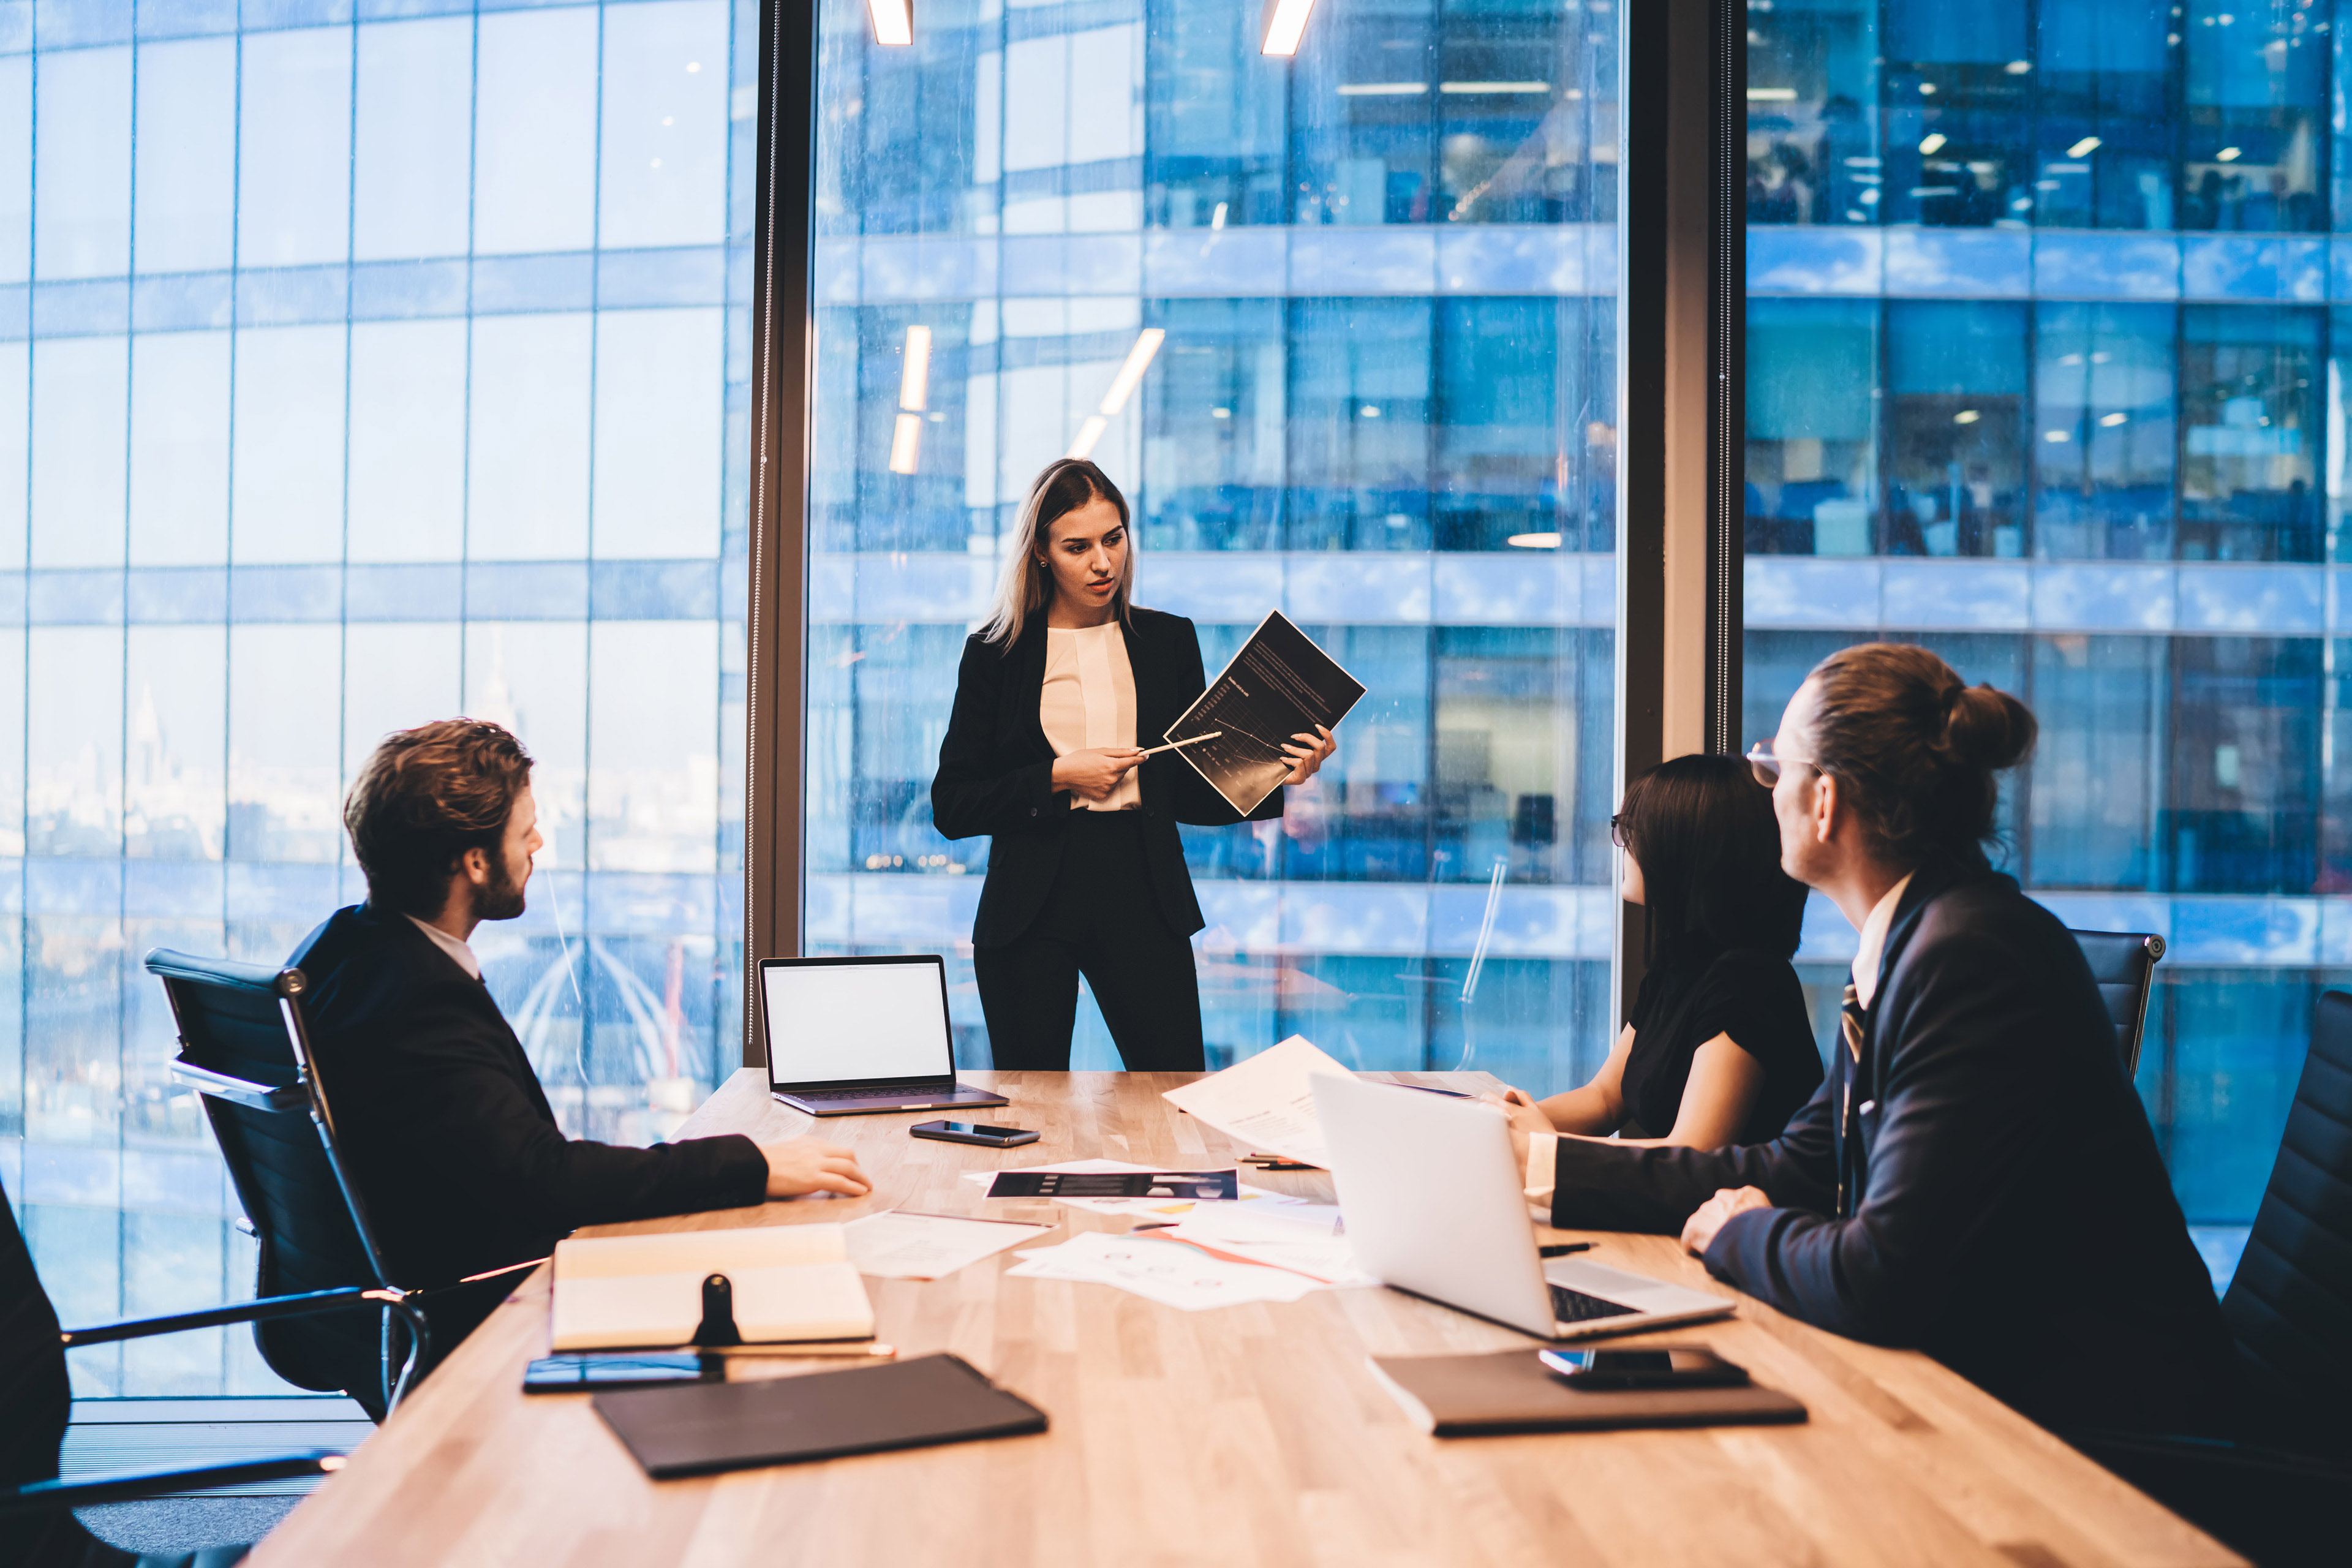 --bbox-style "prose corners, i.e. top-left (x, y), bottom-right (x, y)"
top-left (169, 1059), bottom-right (309, 1114)
top-left (62, 1286), bottom-right (396, 1349)
top-left (0, 1453), bottom-right (345, 1516)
